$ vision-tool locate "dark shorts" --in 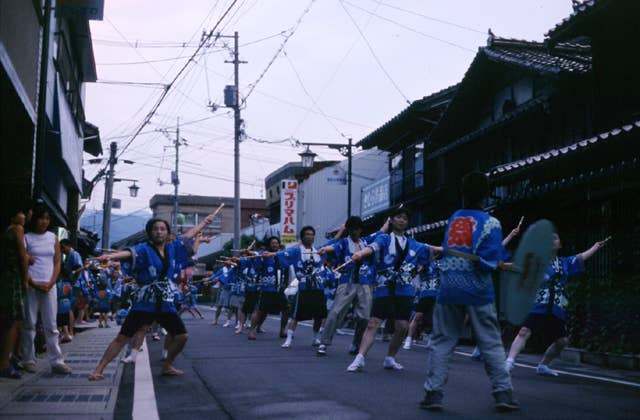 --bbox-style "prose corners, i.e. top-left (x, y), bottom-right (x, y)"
top-left (119, 310), bottom-right (187, 338)
top-left (257, 291), bottom-right (287, 315)
top-left (56, 313), bottom-right (70, 327)
top-left (522, 313), bottom-right (567, 343)
top-left (292, 290), bottom-right (327, 321)
top-left (242, 290), bottom-right (259, 314)
top-left (415, 297), bottom-right (435, 331)
top-left (371, 295), bottom-right (413, 321)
